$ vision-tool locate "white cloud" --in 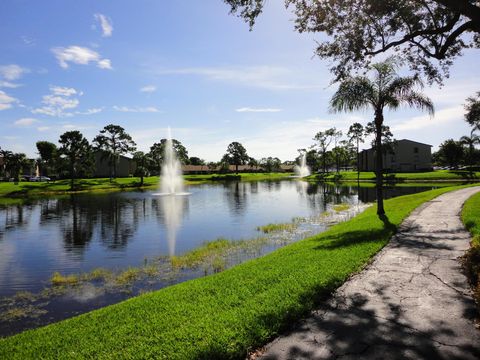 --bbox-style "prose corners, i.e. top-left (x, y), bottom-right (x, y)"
top-left (21, 36), bottom-right (35, 46)
top-left (51, 46), bottom-right (112, 70)
top-left (0, 81), bottom-right (22, 88)
top-left (97, 59), bottom-right (112, 70)
top-left (77, 108), bottom-right (103, 115)
top-left (235, 107), bottom-right (283, 113)
top-left (37, 126), bottom-right (51, 132)
top-left (51, 86), bottom-right (78, 97)
top-left (94, 14), bottom-right (113, 37)
top-left (113, 105), bottom-right (160, 113)
top-left (155, 66), bottom-right (325, 91)
top-left (391, 106), bottom-right (460, 132)
top-left (32, 86), bottom-right (81, 117)
top-left (0, 64), bottom-right (27, 81)
top-left (0, 90), bottom-right (17, 110)
top-left (140, 85), bottom-right (157, 93)
top-left (14, 117), bottom-right (39, 127)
